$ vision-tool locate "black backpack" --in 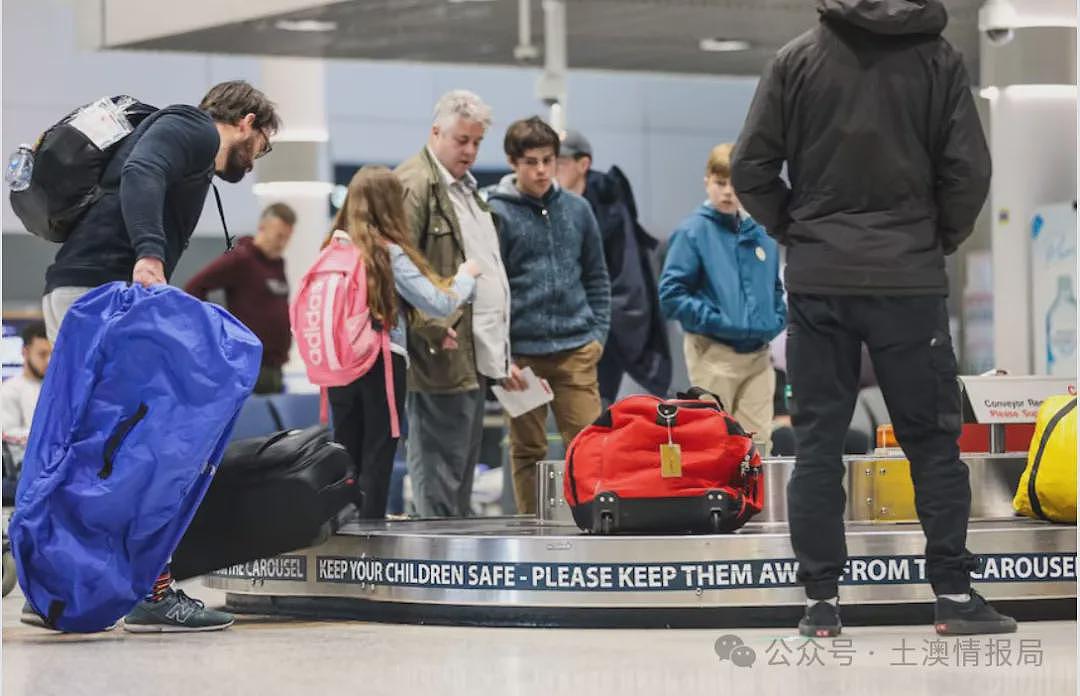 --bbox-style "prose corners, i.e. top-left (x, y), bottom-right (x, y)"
top-left (10, 95), bottom-right (158, 243)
